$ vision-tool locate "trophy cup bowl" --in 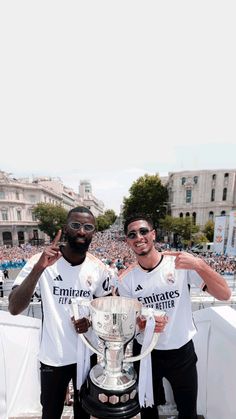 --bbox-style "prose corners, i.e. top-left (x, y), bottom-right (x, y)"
top-left (73, 296), bottom-right (165, 419)
top-left (89, 296), bottom-right (142, 343)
